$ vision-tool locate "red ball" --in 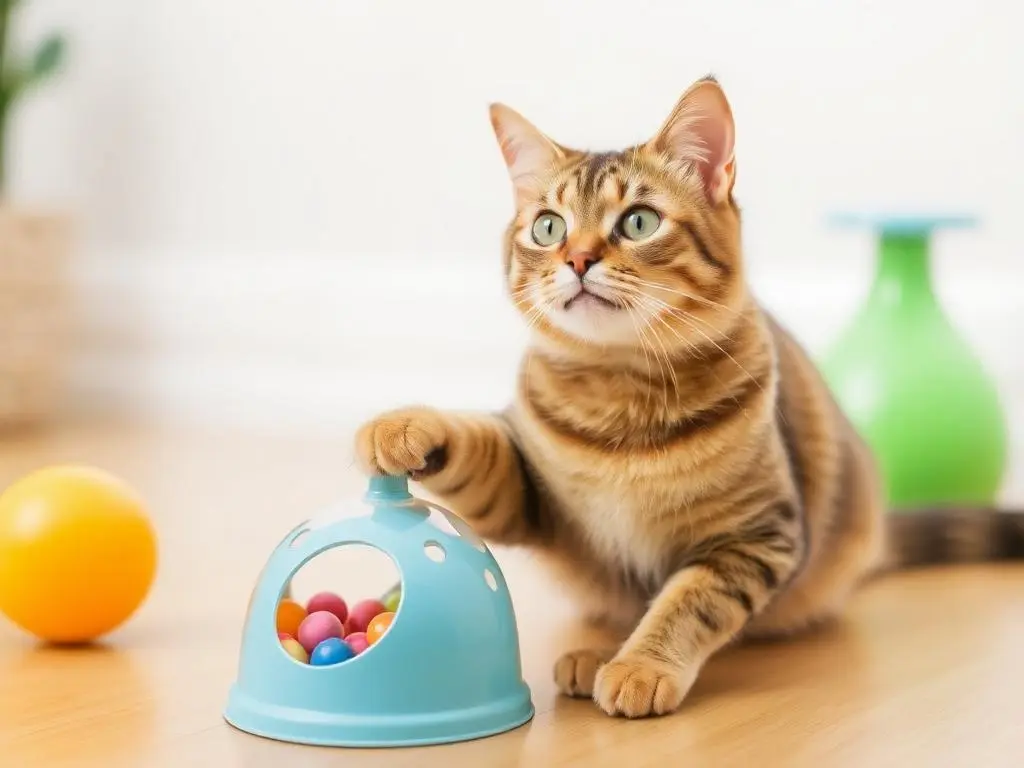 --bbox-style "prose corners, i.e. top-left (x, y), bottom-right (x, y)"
top-left (347, 599), bottom-right (387, 634)
top-left (305, 591), bottom-right (348, 624)
top-left (345, 631), bottom-right (370, 655)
